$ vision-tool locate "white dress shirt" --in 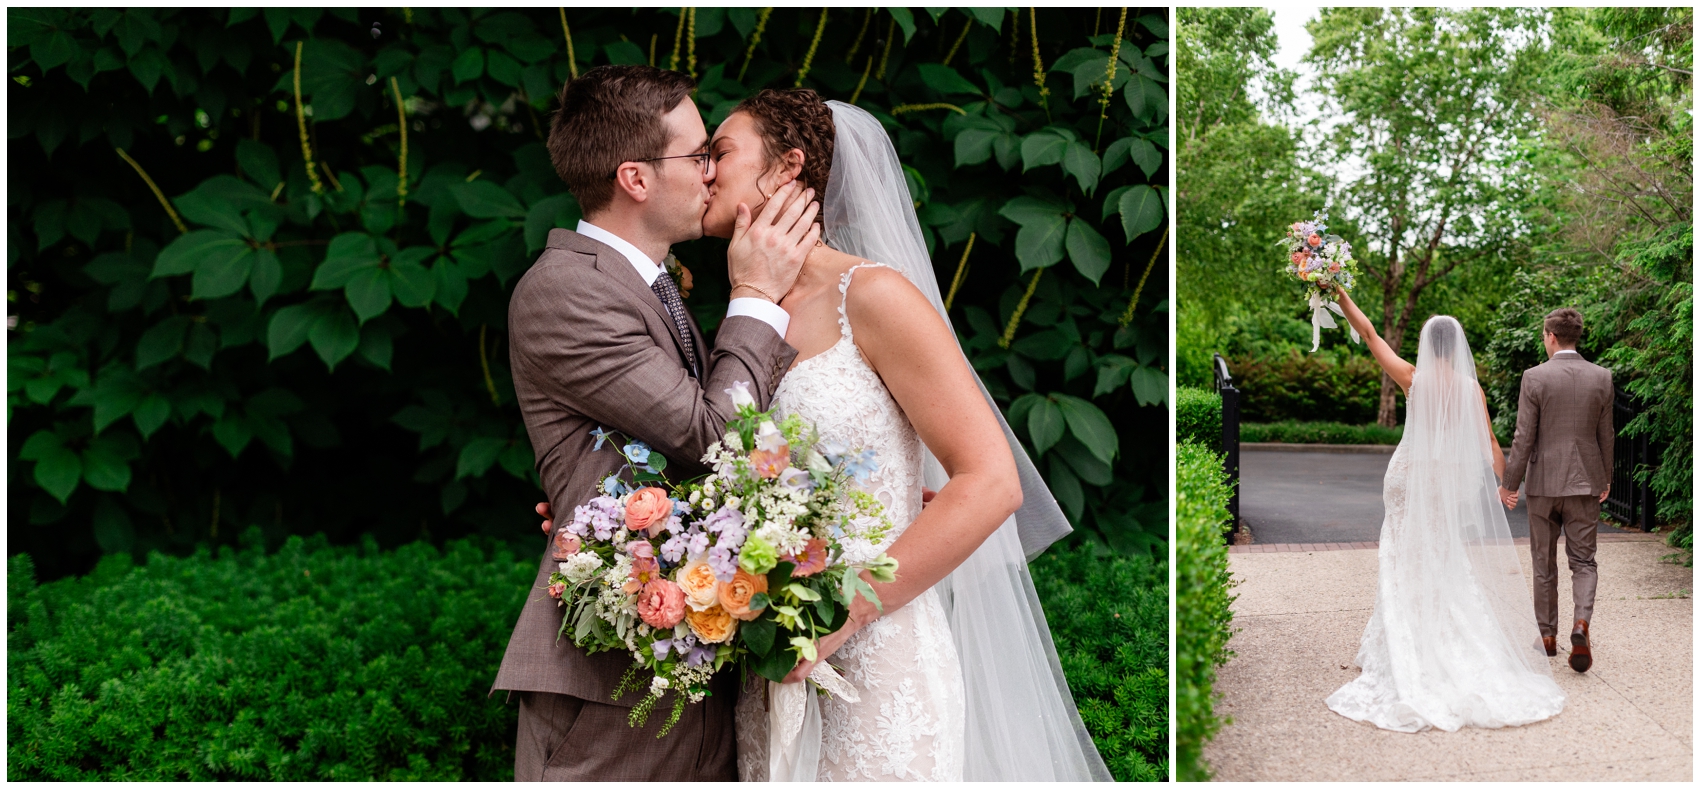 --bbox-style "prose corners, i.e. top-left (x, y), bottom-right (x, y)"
top-left (576, 220), bottom-right (790, 339)
top-left (1553, 349), bottom-right (1581, 358)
